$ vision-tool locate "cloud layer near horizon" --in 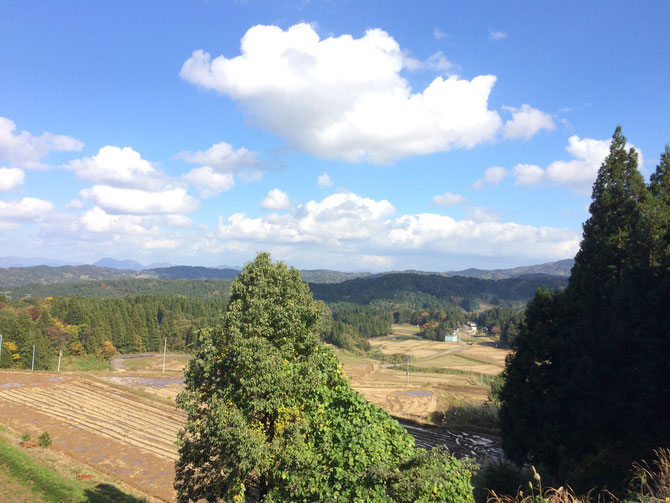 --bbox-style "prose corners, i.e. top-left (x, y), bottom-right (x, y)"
top-left (215, 192), bottom-right (579, 266)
